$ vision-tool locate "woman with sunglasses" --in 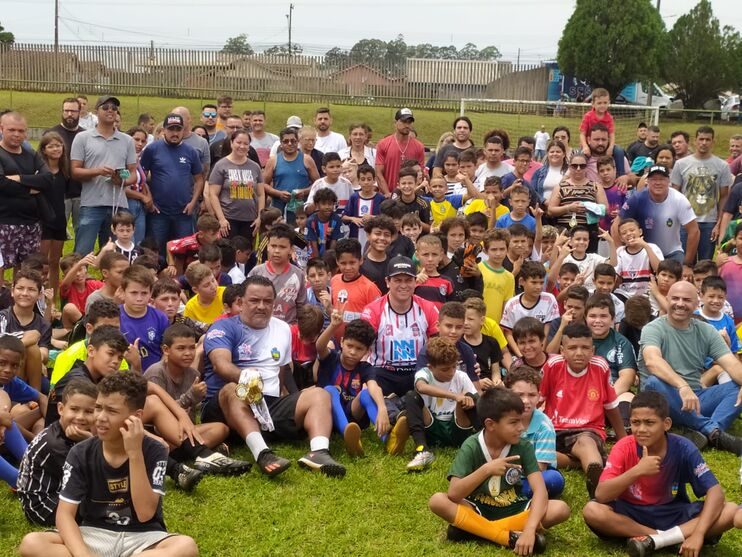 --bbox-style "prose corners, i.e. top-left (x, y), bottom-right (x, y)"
top-left (548, 152), bottom-right (609, 252)
top-left (263, 127), bottom-right (319, 223)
